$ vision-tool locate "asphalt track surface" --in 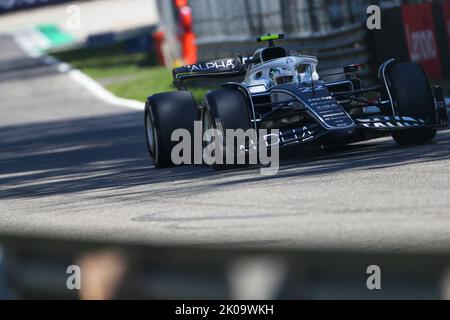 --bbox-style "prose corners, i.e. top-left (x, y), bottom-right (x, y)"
top-left (1, 35), bottom-right (450, 253)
